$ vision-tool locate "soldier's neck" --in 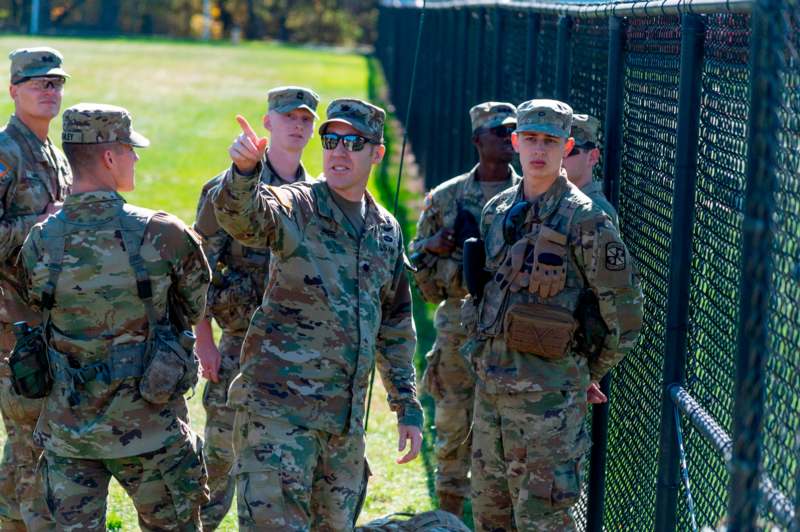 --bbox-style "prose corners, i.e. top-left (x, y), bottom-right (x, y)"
top-left (72, 173), bottom-right (118, 194)
top-left (14, 111), bottom-right (50, 142)
top-left (523, 173), bottom-right (557, 201)
top-left (475, 159), bottom-right (510, 182)
top-left (571, 172), bottom-right (592, 190)
top-left (266, 148), bottom-right (302, 183)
